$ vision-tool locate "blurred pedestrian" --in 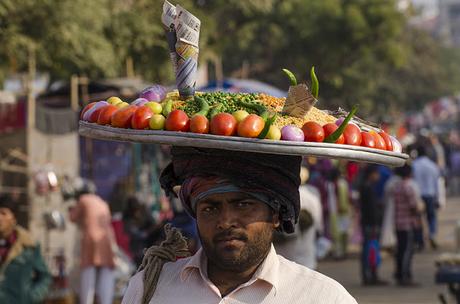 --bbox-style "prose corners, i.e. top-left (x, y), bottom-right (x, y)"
top-left (327, 168), bottom-right (351, 259)
top-left (359, 165), bottom-right (387, 286)
top-left (69, 178), bottom-right (116, 304)
top-left (390, 165), bottom-right (423, 286)
top-left (412, 146), bottom-right (440, 249)
top-left (0, 194), bottom-right (51, 303)
top-left (123, 196), bottom-right (164, 267)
